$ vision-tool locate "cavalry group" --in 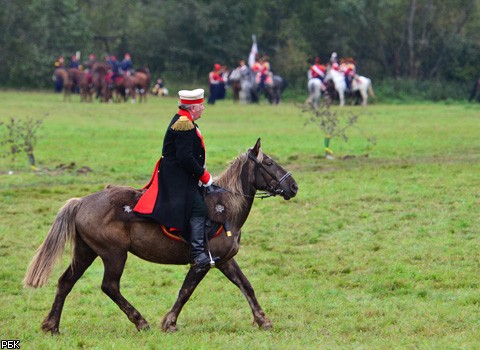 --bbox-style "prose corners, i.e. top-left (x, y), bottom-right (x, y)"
top-left (306, 52), bottom-right (375, 108)
top-left (53, 53), bottom-right (151, 103)
top-left (210, 51), bottom-right (373, 107)
top-left (53, 51), bottom-right (373, 106)
top-left (209, 55), bottom-right (286, 105)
